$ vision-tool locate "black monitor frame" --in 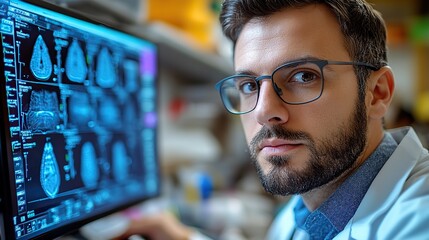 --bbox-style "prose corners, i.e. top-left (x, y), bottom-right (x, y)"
top-left (0, 0), bottom-right (160, 239)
